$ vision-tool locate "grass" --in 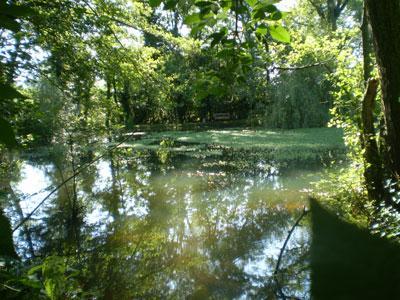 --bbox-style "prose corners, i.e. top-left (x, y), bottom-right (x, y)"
top-left (123, 127), bottom-right (347, 163)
